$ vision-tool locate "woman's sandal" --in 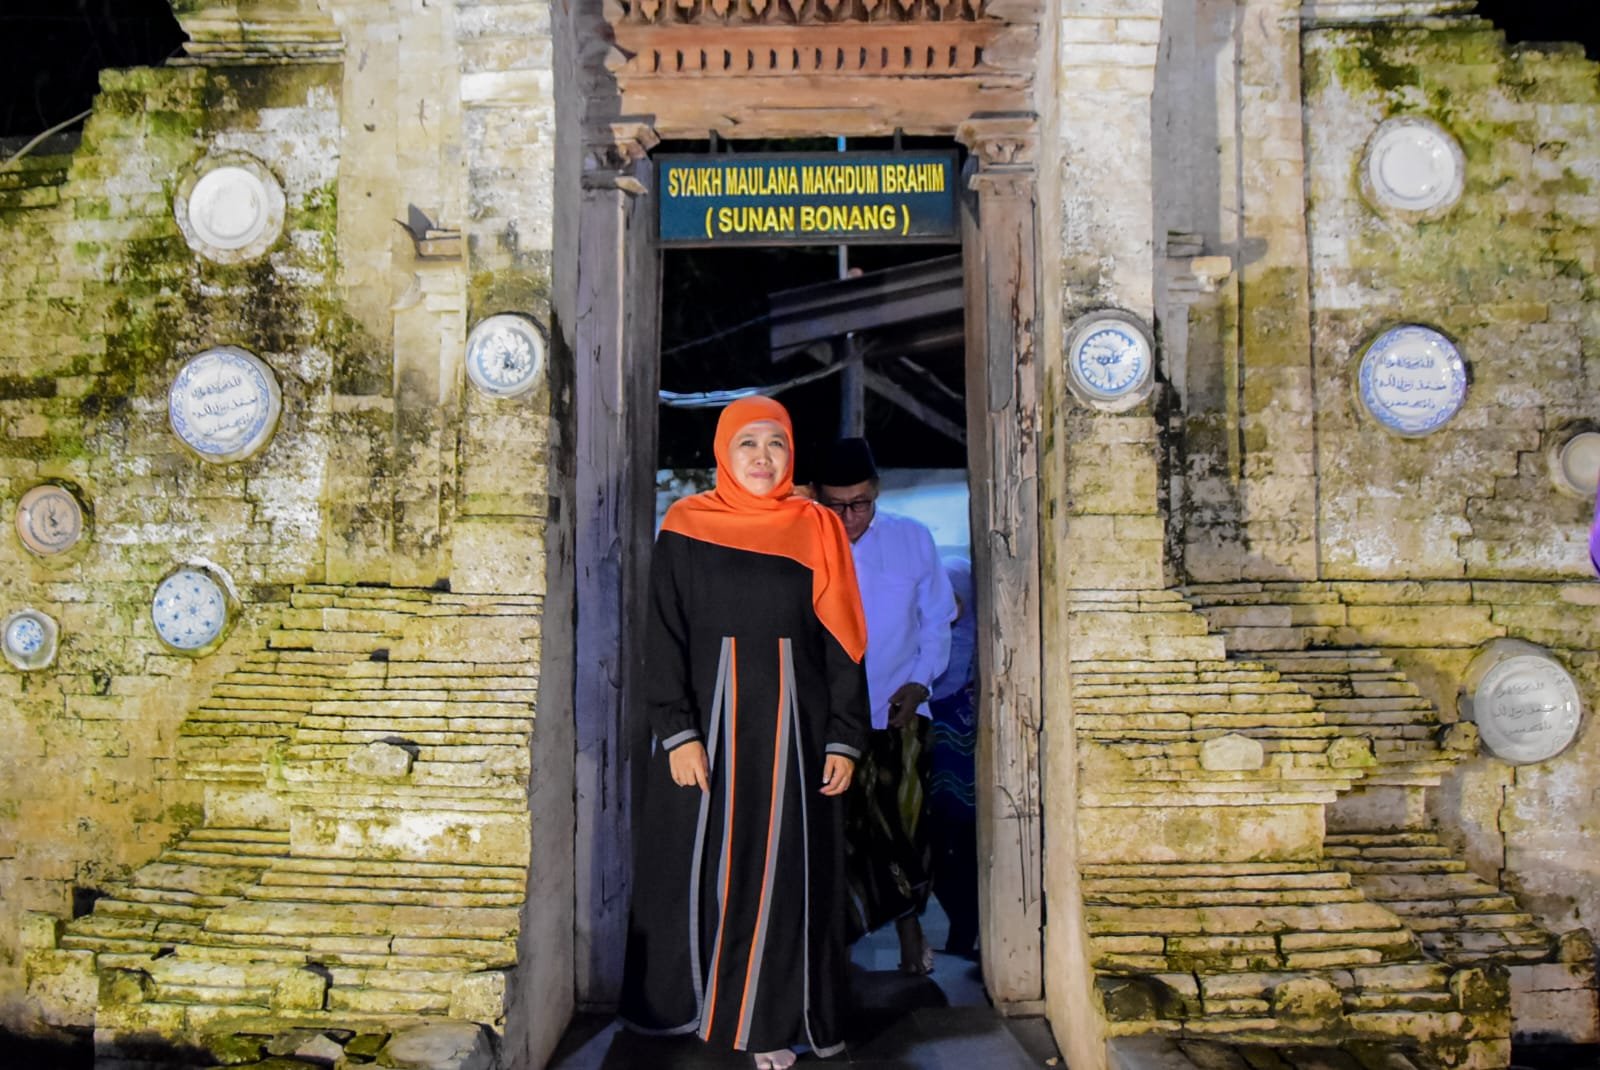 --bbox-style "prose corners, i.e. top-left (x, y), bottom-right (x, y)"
top-left (753, 1049), bottom-right (798, 1069)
